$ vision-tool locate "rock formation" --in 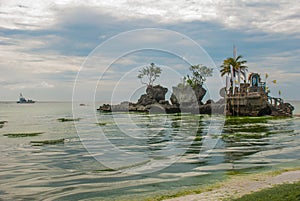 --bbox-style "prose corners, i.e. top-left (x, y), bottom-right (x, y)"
top-left (98, 85), bottom-right (179, 113)
top-left (97, 83), bottom-right (292, 116)
top-left (170, 85), bottom-right (206, 106)
top-left (137, 85), bottom-right (168, 106)
top-left (98, 84), bottom-right (225, 115)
